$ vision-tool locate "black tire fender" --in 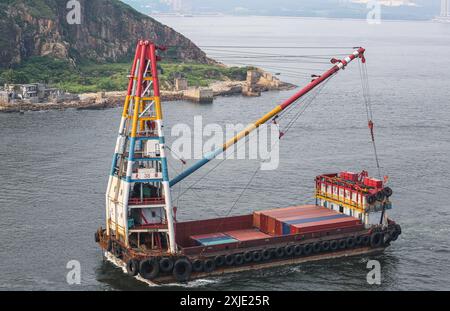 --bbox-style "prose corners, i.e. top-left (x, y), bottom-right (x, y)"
top-left (225, 254), bottom-right (234, 266)
top-left (126, 259), bottom-right (139, 277)
top-left (94, 231), bottom-right (100, 243)
top-left (234, 254), bottom-right (244, 265)
top-left (243, 251), bottom-right (253, 262)
top-left (173, 258), bottom-right (192, 282)
top-left (384, 232), bottom-right (393, 244)
top-left (285, 245), bottom-right (294, 256)
top-left (106, 240), bottom-right (113, 252)
top-left (262, 249), bottom-right (272, 261)
top-left (113, 245), bottom-right (122, 258)
top-left (313, 242), bottom-right (322, 253)
top-left (252, 250), bottom-right (262, 262)
top-left (390, 230), bottom-right (399, 241)
top-left (275, 246), bottom-right (285, 258)
top-left (204, 259), bottom-right (215, 273)
top-left (346, 237), bottom-right (356, 248)
top-left (215, 255), bottom-right (225, 267)
top-left (376, 191), bottom-right (385, 201)
top-left (294, 245), bottom-right (303, 256)
top-left (330, 240), bottom-right (339, 251)
top-left (159, 257), bottom-right (174, 273)
top-left (192, 259), bottom-right (204, 272)
top-left (383, 187), bottom-right (393, 197)
top-left (362, 235), bottom-right (370, 245)
top-left (395, 224), bottom-right (402, 235)
top-left (356, 236), bottom-right (364, 246)
top-left (338, 239), bottom-right (347, 249)
top-left (367, 195), bottom-right (377, 205)
top-left (139, 258), bottom-right (160, 280)
top-left (303, 244), bottom-right (313, 255)
top-left (370, 232), bottom-right (384, 248)
top-left (321, 241), bottom-right (330, 252)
